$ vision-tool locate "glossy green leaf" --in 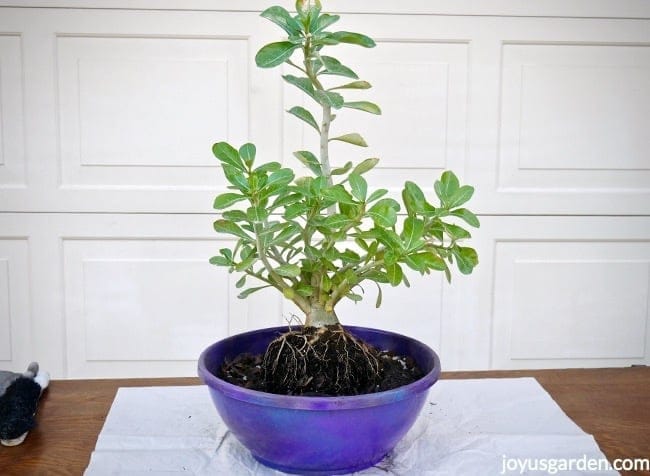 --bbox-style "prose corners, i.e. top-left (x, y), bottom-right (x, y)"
top-left (287, 106), bottom-right (320, 132)
top-left (329, 80), bottom-right (372, 90)
top-left (402, 181), bottom-right (426, 215)
top-left (330, 161), bottom-right (353, 175)
top-left (255, 42), bottom-right (299, 68)
top-left (330, 133), bottom-right (367, 147)
top-left (385, 263), bottom-right (403, 286)
top-left (329, 31), bottom-right (376, 48)
top-left (352, 158), bottom-right (379, 175)
top-left (222, 210), bottom-right (248, 222)
top-left (209, 256), bottom-right (230, 266)
top-left (348, 173), bottom-right (367, 201)
top-left (322, 185), bottom-right (356, 205)
top-left (275, 263), bottom-right (301, 278)
top-left (367, 188), bottom-right (388, 203)
top-left (282, 75), bottom-right (317, 100)
top-left (367, 203), bottom-right (397, 227)
top-left (323, 214), bottom-right (353, 228)
top-left (254, 162), bottom-right (282, 174)
top-left (222, 165), bottom-right (250, 192)
top-left (444, 223), bottom-right (472, 241)
top-left (315, 90), bottom-right (344, 108)
top-left (238, 143), bottom-right (256, 167)
top-left (314, 13), bottom-right (340, 32)
top-left (238, 285), bottom-right (272, 299)
top-left (213, 220), bottom-right (252, 241)
top-left (343, 101), bottom-right (381, 115)
top-left (293, 150), bottom-right (322, 175)
top-left (213, 192), bottom-right (246, 210)
top-left (452, 246), bottom-right (478, 274)
top-left (450, 208), bottom-right (480, 228)
top-left (320, 56), bottom-right (358, 79)
top-left (212, 142), bottom-right (244, 170)
top-left (266, 168), bottom-right (295, 189)
top-left (401, 217), bottom-right (425, 251)
top-left (260, 6), bottom-right (302, 35)
top-left (235, 254), bottom-right (257, 272)
top-left (448, 185), bottom-right (475, 209)
top-left (246, 206), bottom-right (269, 223)
top-left (434, 170), bottom-right (460, 204)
